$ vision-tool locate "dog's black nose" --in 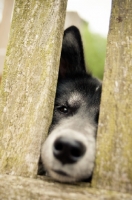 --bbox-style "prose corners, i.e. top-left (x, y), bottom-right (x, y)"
top-left (53, 137), bottom-right (86, 164)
